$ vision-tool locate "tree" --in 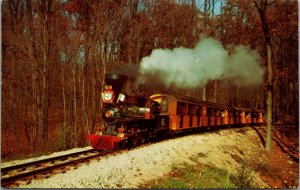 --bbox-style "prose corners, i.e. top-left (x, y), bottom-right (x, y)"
top-left (267, 1), bottom-right (298, 124)
top-left (2, 0), bottom-right (297, 159)
top-left (255, 0), bottom-right (274, 152)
